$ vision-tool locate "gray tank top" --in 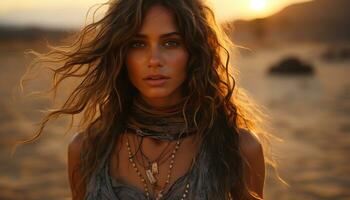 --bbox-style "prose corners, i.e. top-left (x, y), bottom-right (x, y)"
top-left (83, 137), bottom-right (211, 200)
